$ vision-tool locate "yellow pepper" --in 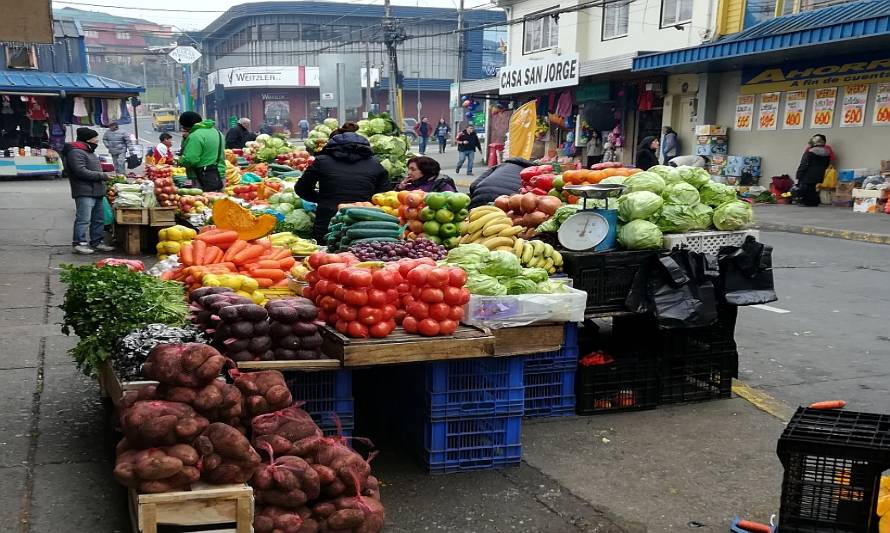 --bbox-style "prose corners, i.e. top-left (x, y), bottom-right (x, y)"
top-left (250, 291), bottom-right (266, 305)
top-left (240, 277), bottom-right (259, 292)
top-left (203, 274), bottom-right (221, 287)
